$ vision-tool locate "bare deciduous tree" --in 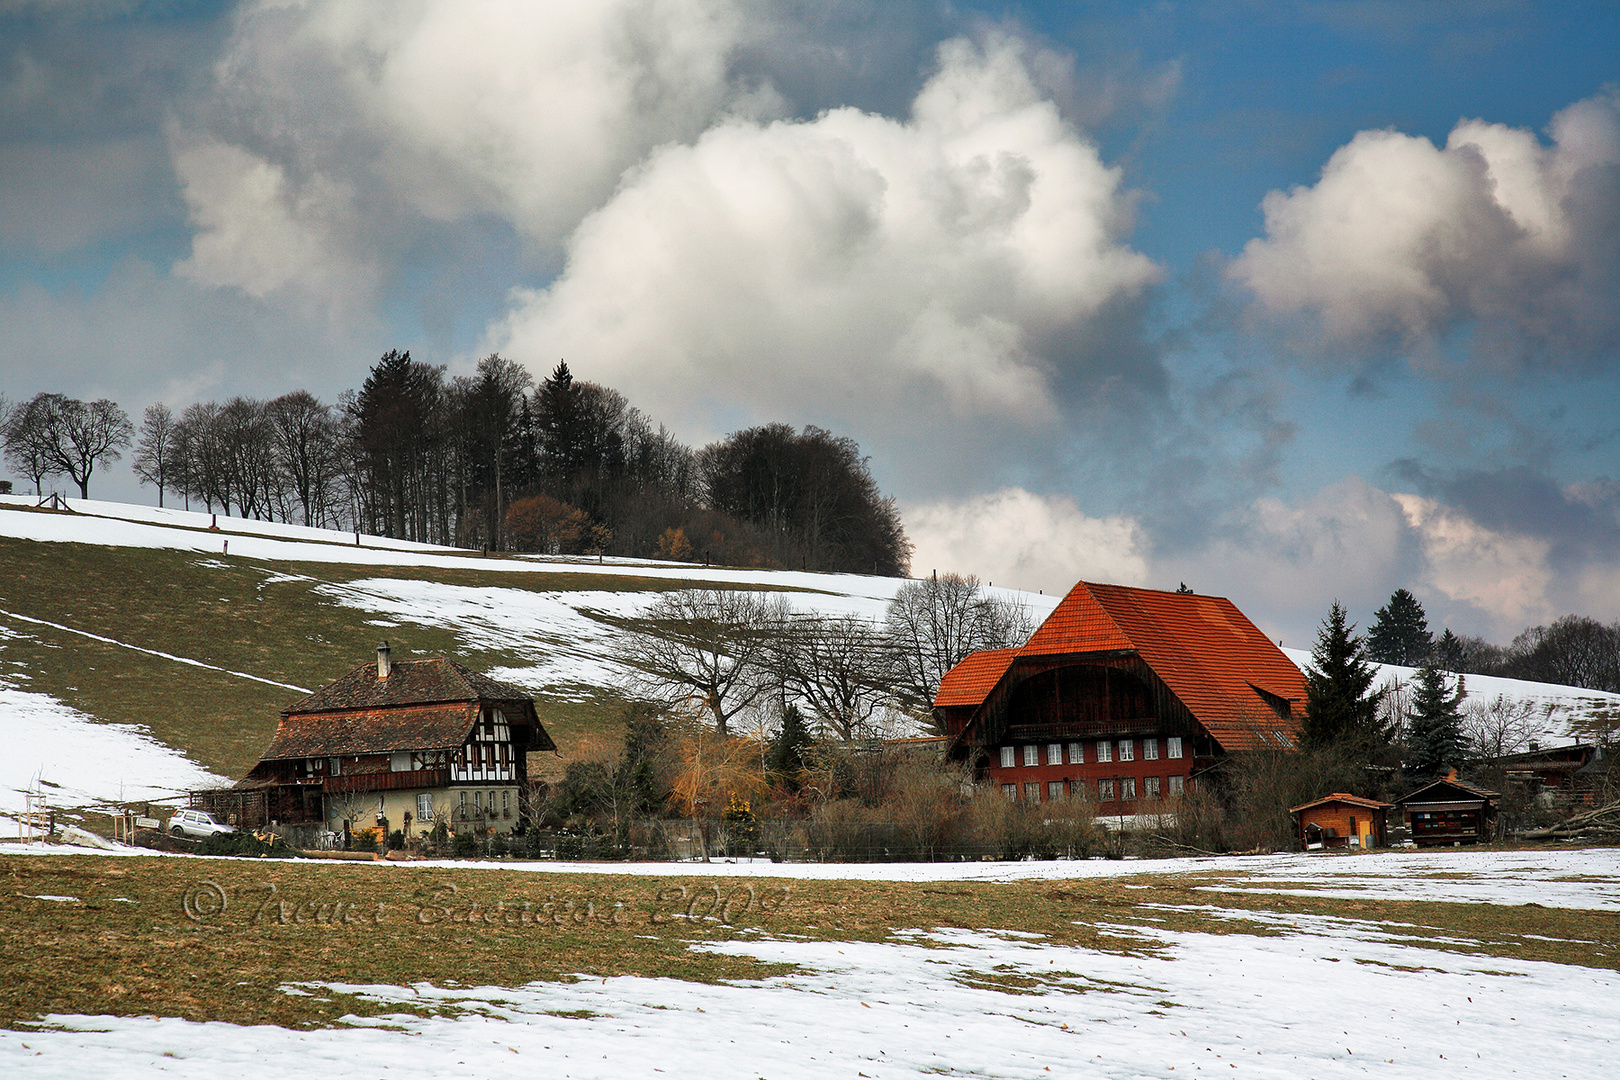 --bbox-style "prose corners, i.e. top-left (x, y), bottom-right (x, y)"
top-left (773, 612), bottom-right (893, 740)
top-left (132, 403), bottom-right (176, 507)
top-left (1463, 693), bottom-right (1546, 760)
top-left (883, 573), bottom-right (1035, 729)
top-left (614, 588), bottom-right (787, 736)
top-left (2, 393), bottom-right (132, 499)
